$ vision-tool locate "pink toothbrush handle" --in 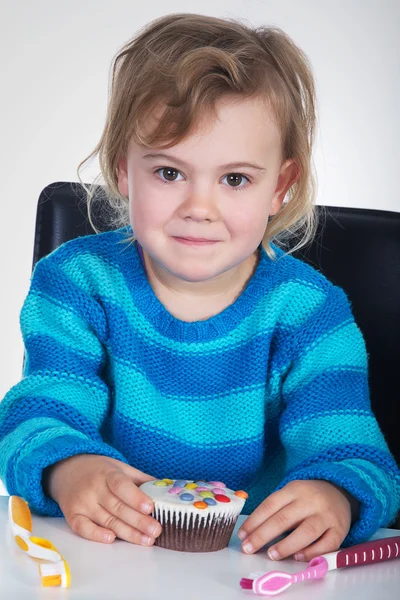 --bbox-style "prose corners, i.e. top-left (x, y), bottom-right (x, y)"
top-left (336, 536), bottom-right (400, 568)
top-left (291, 556), bottom-right (329, 583)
